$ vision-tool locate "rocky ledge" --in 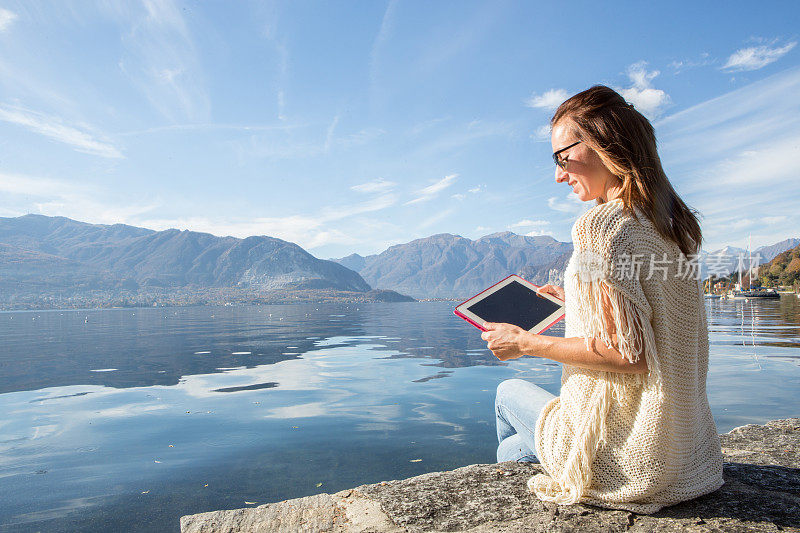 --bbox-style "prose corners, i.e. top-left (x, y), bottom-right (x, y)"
top-left (181, 418), bottom-right (800, 532)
